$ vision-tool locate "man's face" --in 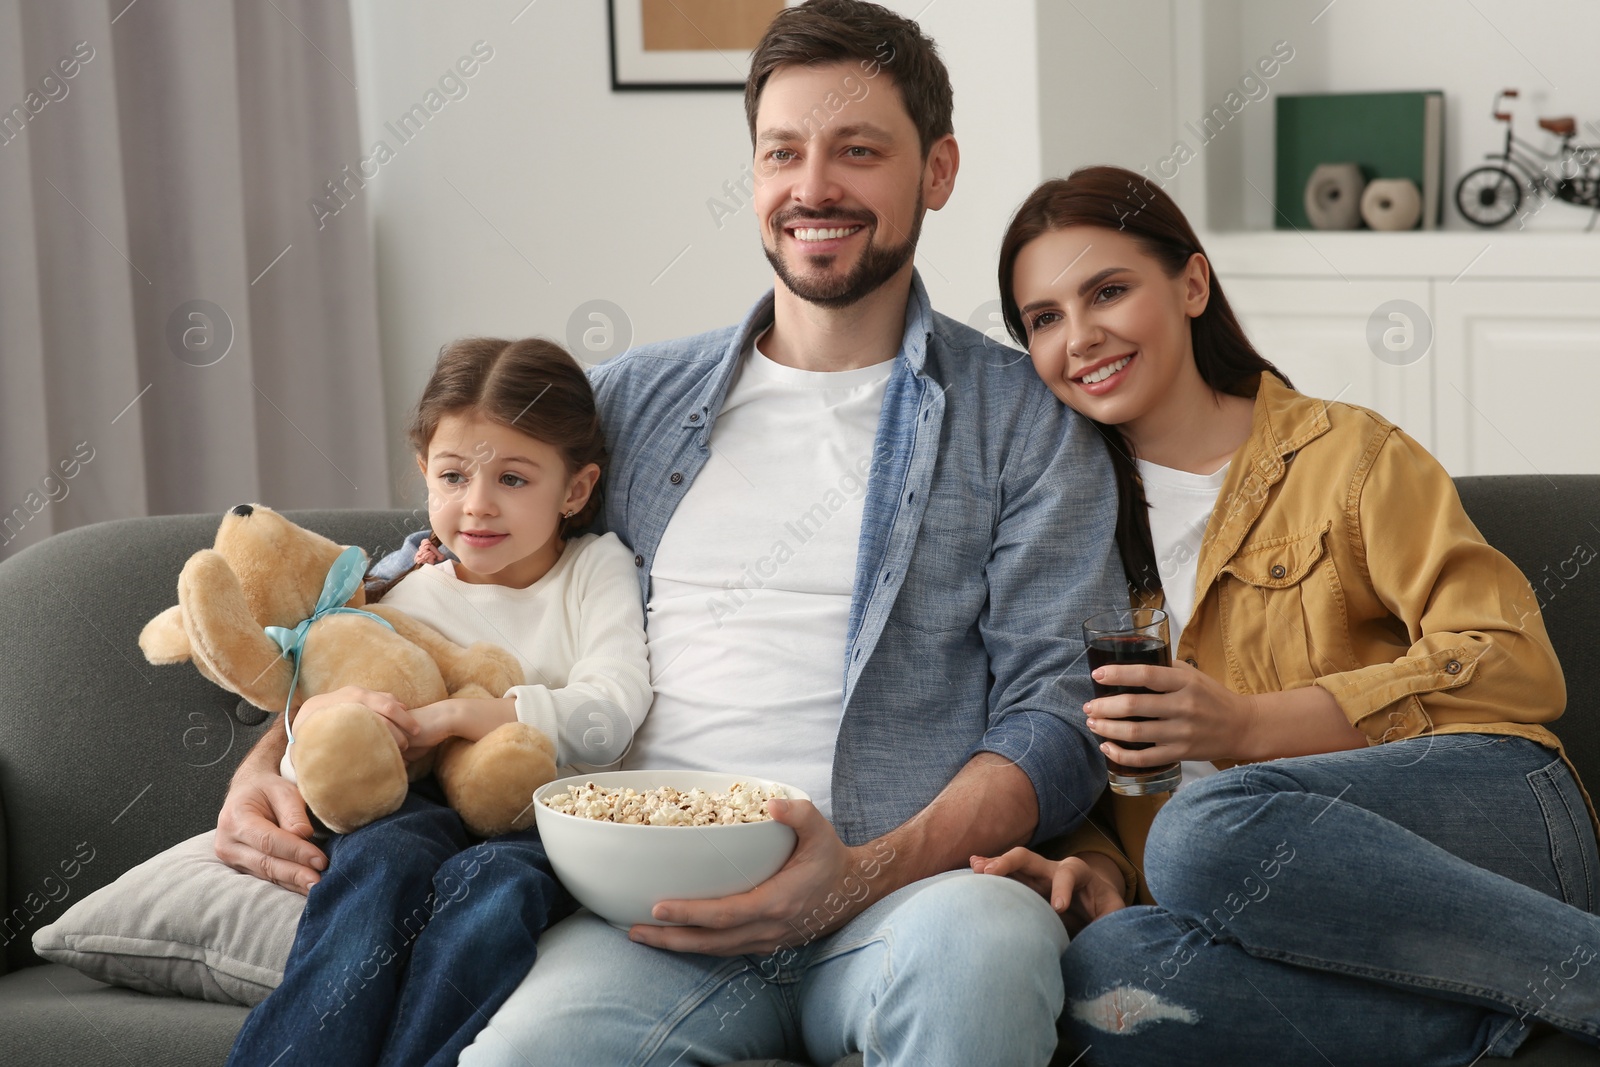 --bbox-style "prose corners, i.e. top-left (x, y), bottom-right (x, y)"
top-left (752, 62), bottom-right (931, 308)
